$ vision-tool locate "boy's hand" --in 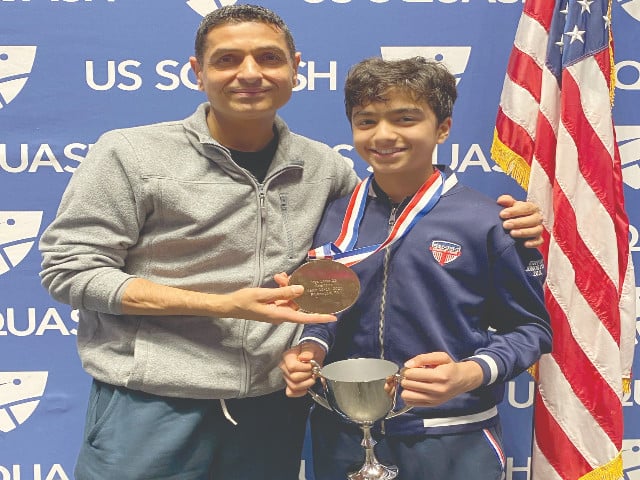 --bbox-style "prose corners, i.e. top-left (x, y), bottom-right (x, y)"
top-left (272, 272), bottom-right (300, 310)
top-left (279, 342), bottom-right (327, 397)
top-left (274, 272), bottom-right (290, 288)
top-left (497, 194), bottom-right (544, 248)
top-left (399, 352), bottom-right (484, 407)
